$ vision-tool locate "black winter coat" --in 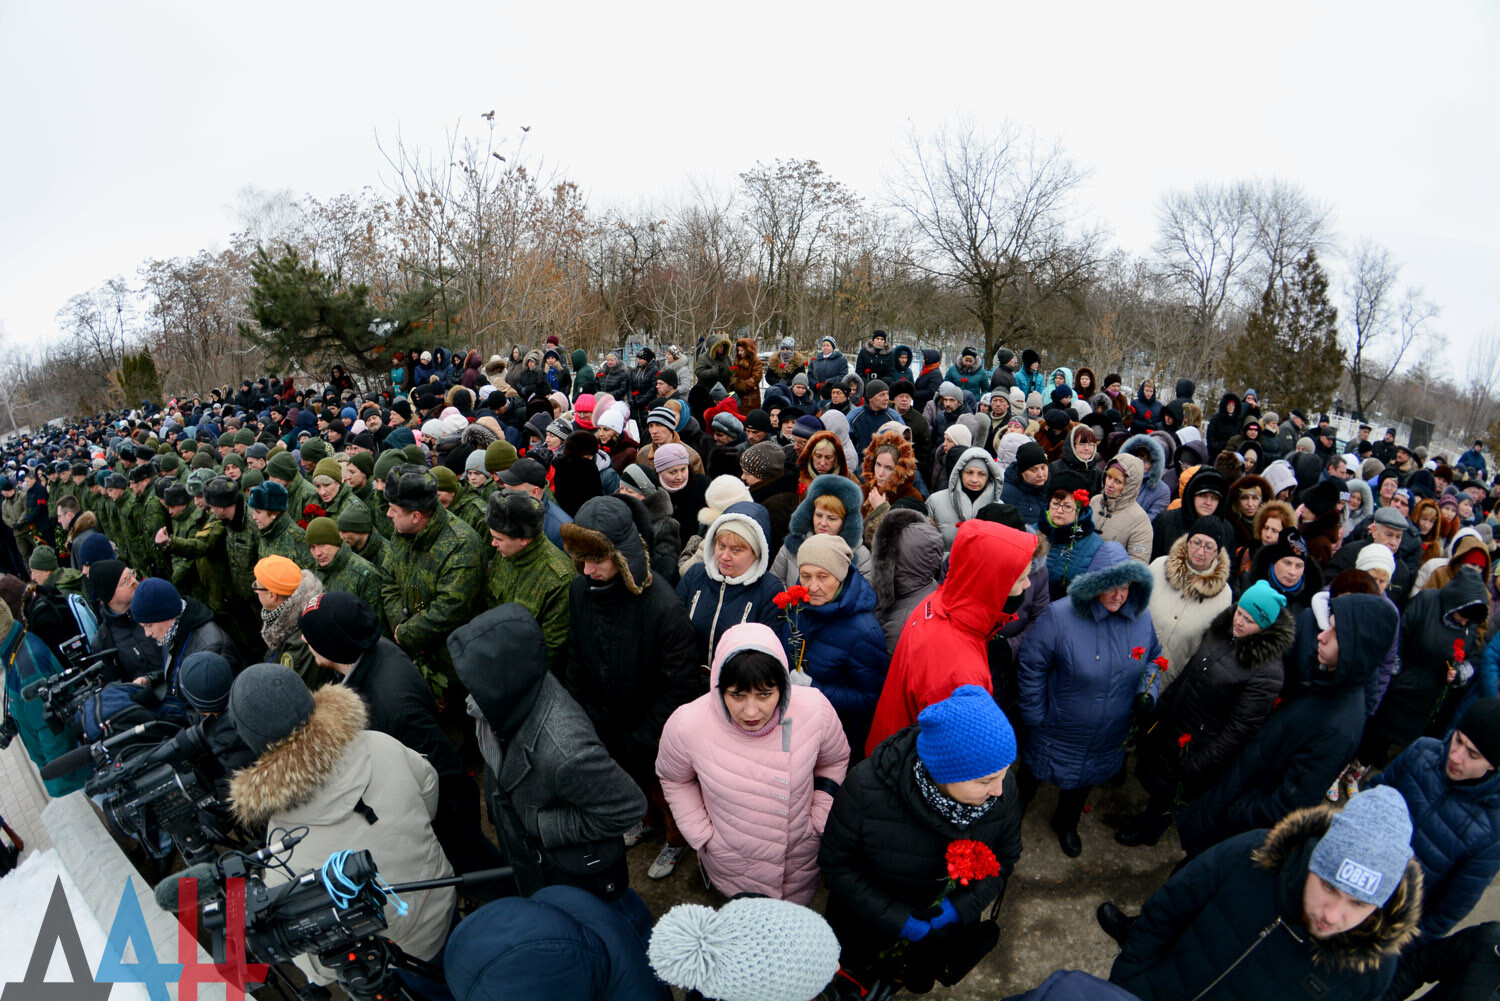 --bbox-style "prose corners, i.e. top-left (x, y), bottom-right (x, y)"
top-left (1140, 606), bottom-right (1294, 801)
top-left (819, 727), bottom-right (1023, 959)
top-left (1383, 921), bottom-right (1500, 1001)
top-left (345, 639), bottom-right (463, 781)
top-left (1113, 805), bottom-right (1420, 1001)
top-left (1368, 569), bottom-right (1487, 753)
top-left (97, 605), bottom-right (166, 685)
top-left (1326, 538), bottom-right (1415, 609)
top-left (1177, 595), bottom-right (1399, 857)
top-left (160, 598), bottom-right (242, 693)
top-left (565, 573), bottom-right (702, 780)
